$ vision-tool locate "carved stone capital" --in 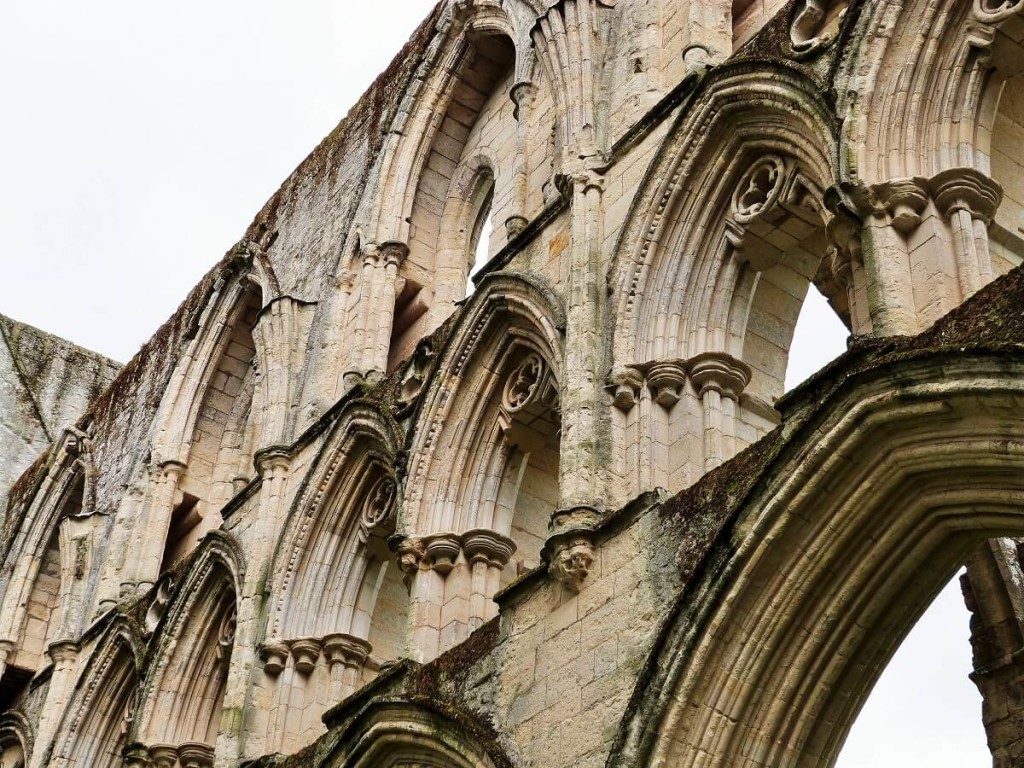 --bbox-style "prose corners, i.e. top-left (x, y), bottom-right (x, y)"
top-left (874, 178), bottom-right (930, 234)
top-left (688, 352), bottom-right (752, 400)
top-left (462, 529), bottom-right (517, 568)
top-left (157, 460), bottom-right (187, 483)
top-left (543, 529), bottom-right (596, 593)
top-left (423, 533), bottom-right (463, 576)
top-left (177, 742), bottom-right (215, 768)
top-left (379, 240), bottom-right (410, 269)
top-left (259, 640), bottom-right (290, 676)
top-left (929, 167), bottom-right (1003, 224)
top-left (122, 742), bottom-right (151, 768)
top-left (323, 633), bottom-right (373, 670)
top-left (646, 361), bottom-right (687, 409)
top-left (47, 639), bottom-right (80, 665)
top-left (504, 214), bottom-right (528, 239)
top-left (607, 366), bottom-right (644, 412)
top-left (510, 81), bottom-right (538, 120)
top-left (148, 744), bottom-right (179, 768)
top-left (289, 637), bottom-right (323, 675)
top-left (253, 445), bottom-right (292, 477)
